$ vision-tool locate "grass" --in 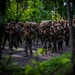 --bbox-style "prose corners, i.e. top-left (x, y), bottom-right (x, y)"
top-left (0, 51), bottom-right (73, 75)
